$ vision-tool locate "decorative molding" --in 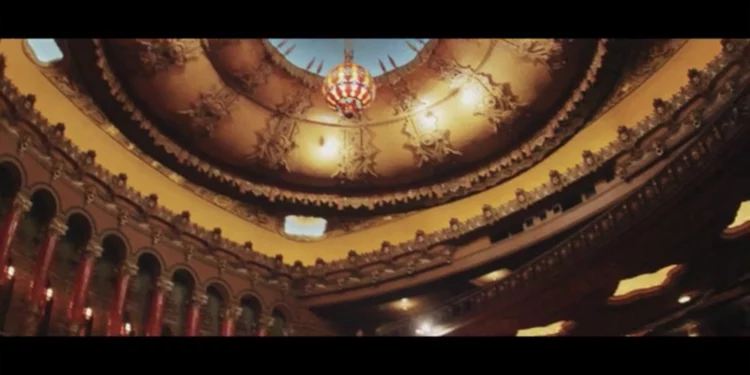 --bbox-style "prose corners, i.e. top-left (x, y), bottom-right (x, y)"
top-left (2, 39), bottom-right (747, 295)
top-left (86, 39), bottom-right (612, 210)
top-left (402, 113), bottom-right (461, 167)
top-left (332, 127), bottom-right (380, 182)
top-left (120, 39), bottom-right (203, 76)
top-left (499, 39), bottom-right (570, 70)
top-left (176, 85), bottom-right (238, 139)
top-left (244, 90), bottom-right (312, 171)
